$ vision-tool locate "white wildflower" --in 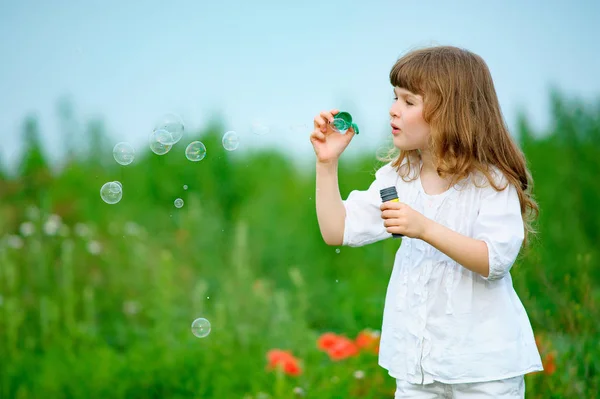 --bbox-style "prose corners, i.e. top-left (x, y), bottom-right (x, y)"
top-left (124, 221), bottom-right (142, 236)
top-left (74, 223), bottom-right (91, 238)
top-left (353, 370), bottom-right (365, 379)
top-left (6, 235), bottom-right (24, 249)
top-left (43, 214), bottom-right (62, 236)
top-left (19, 222), bottom-right (35, 237)
top-left (122, 300), bottom-right (140, 315)
top-left (87, 240), bottom-right (102, 255)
